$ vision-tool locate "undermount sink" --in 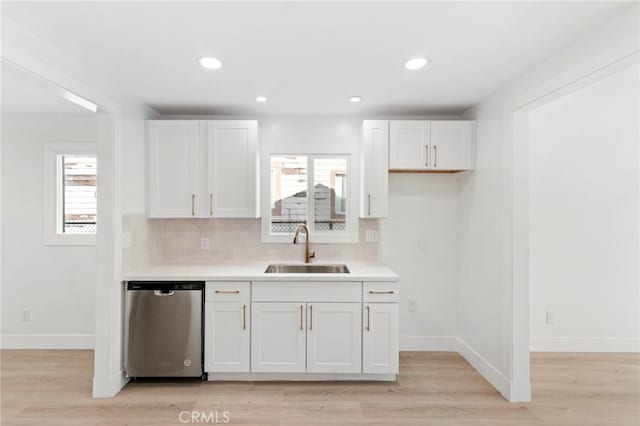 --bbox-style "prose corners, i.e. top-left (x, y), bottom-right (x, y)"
top-left (264, 264), bottom-right (350, 274)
